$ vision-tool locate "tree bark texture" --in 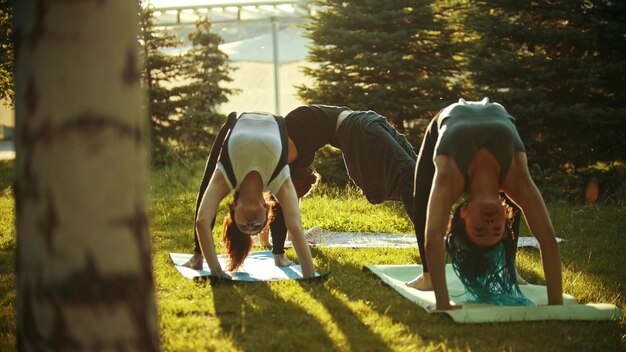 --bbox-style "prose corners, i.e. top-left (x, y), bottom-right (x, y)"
top-left (14, 1), bottom-right (160, 350)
